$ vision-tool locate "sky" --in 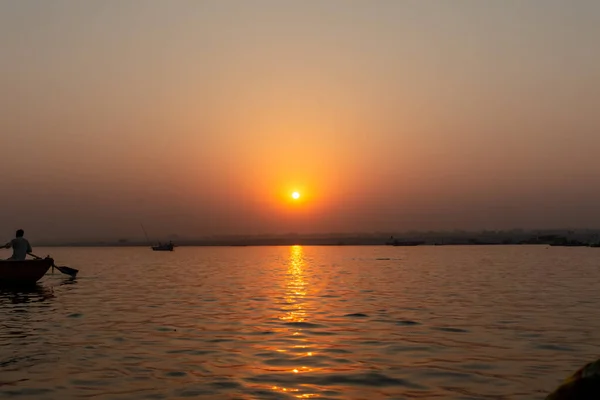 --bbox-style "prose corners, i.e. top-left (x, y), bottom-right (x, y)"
top-left (1, 0), bottom-right (599, 242)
